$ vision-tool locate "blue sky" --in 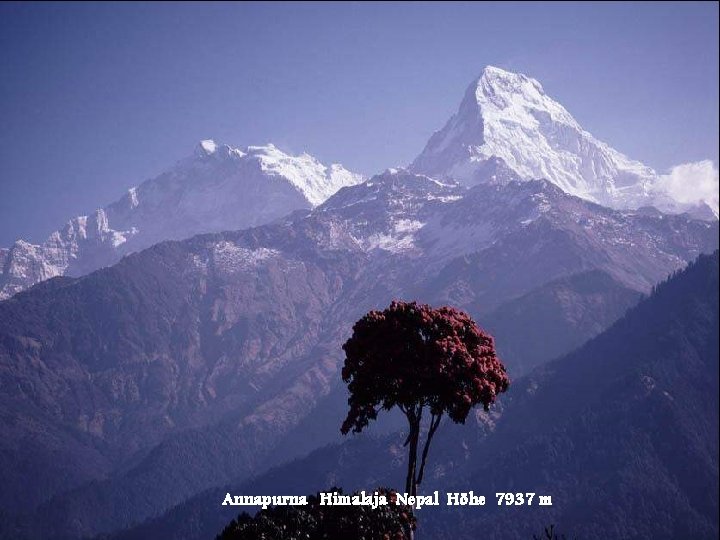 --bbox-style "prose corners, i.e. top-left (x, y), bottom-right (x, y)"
top-left (1, 2), bottom-right (718, 245)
